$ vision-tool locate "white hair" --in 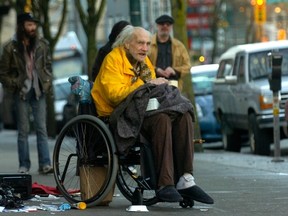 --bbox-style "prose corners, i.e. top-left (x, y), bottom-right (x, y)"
top-left (112, 25), bottom-right (151, 48)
